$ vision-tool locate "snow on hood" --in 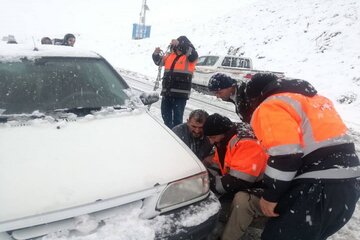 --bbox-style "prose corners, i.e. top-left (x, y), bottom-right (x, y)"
top-left (0, 109), bottom-right (204, 222)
